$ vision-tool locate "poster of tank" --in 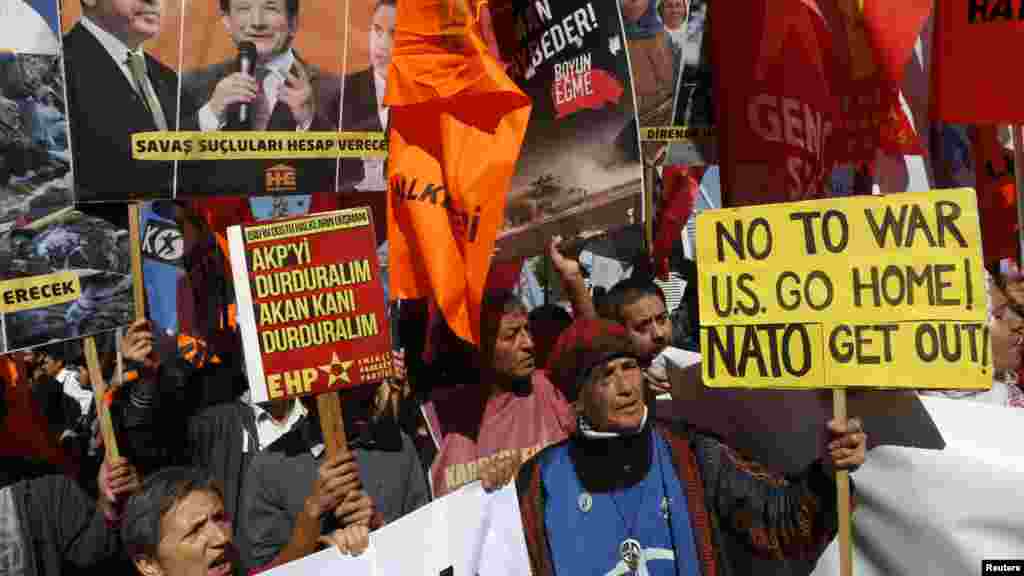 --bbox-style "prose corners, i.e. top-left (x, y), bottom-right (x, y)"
top-left (489, 0), bottom-right (645, 261)
top-left (1, 0), bottom-right (134, 352)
